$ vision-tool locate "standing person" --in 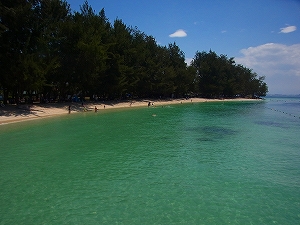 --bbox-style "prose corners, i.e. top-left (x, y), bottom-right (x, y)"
top-left (95, 106), bottom-right (98, 112)
top-left (68, 105), bottom-right (71, 114)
